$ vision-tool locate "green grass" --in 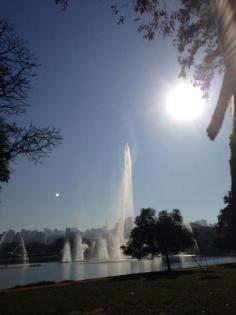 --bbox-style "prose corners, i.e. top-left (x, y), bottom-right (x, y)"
top-left (1, 265), bottom-right (236, 314)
